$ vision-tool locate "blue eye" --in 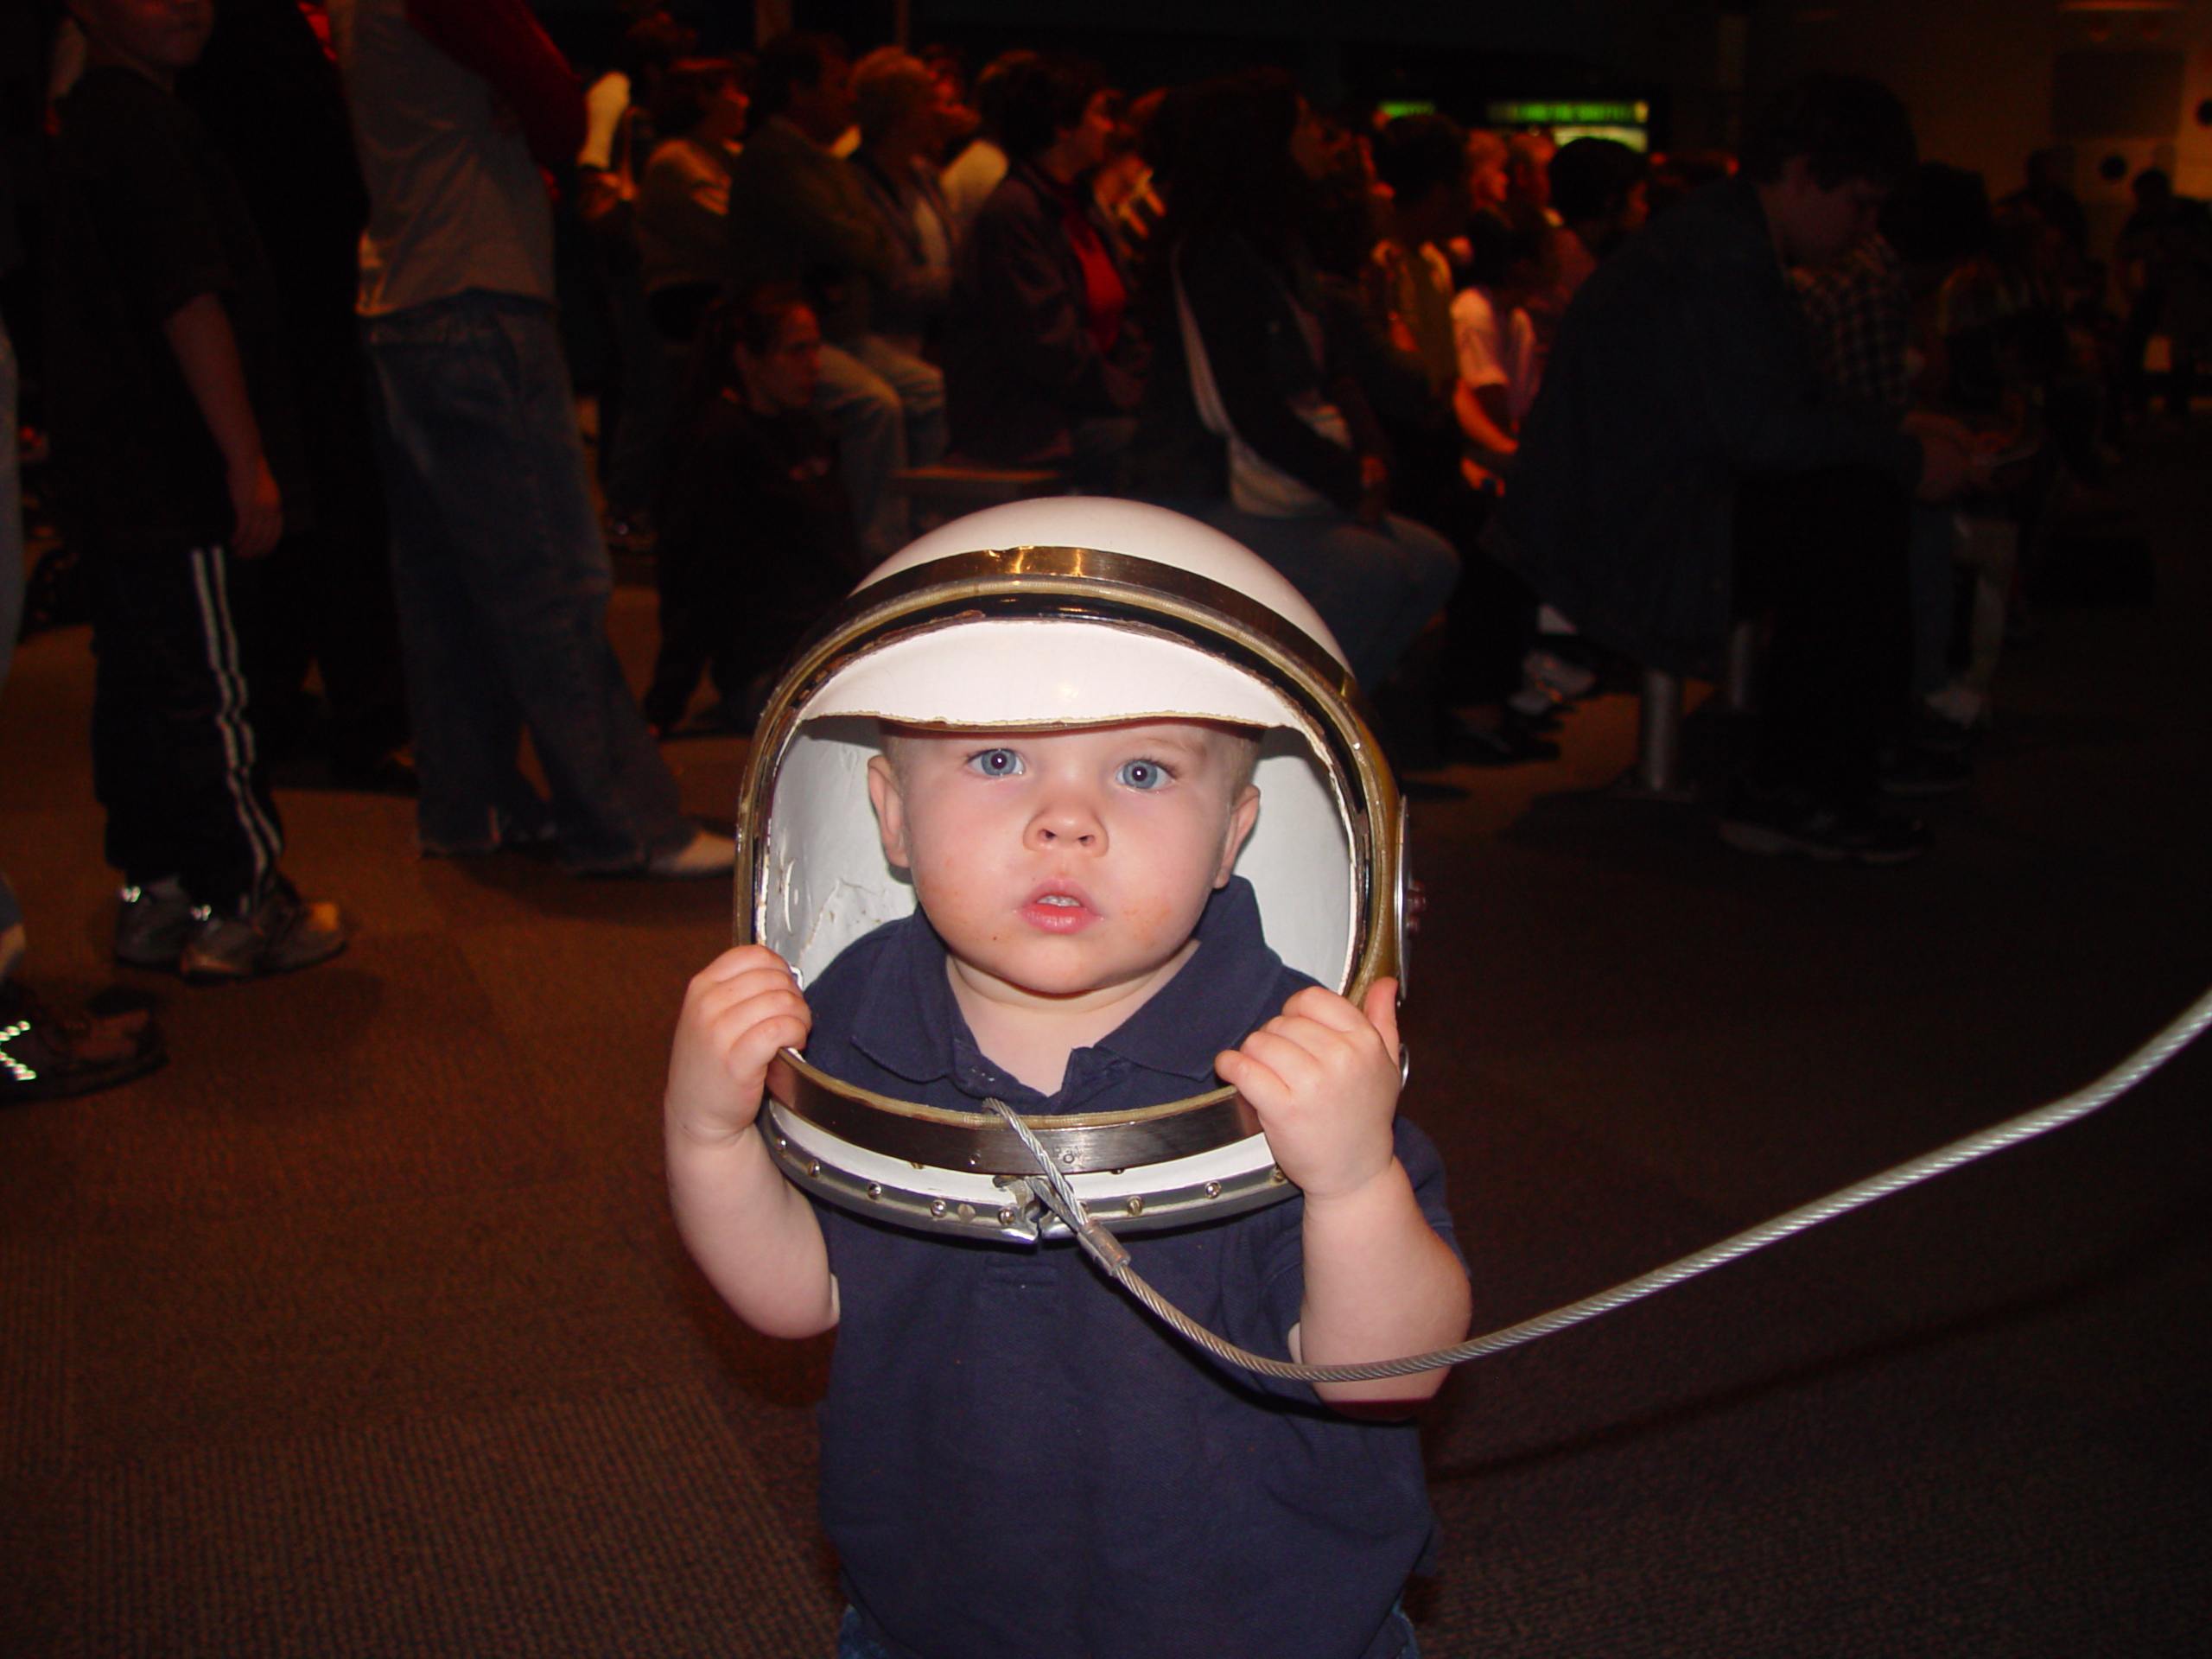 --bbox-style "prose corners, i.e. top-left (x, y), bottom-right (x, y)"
top-left (1117, 759), bottom-right (1169, 791)
top-left (967, 748), bottom-right (1023, 777)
